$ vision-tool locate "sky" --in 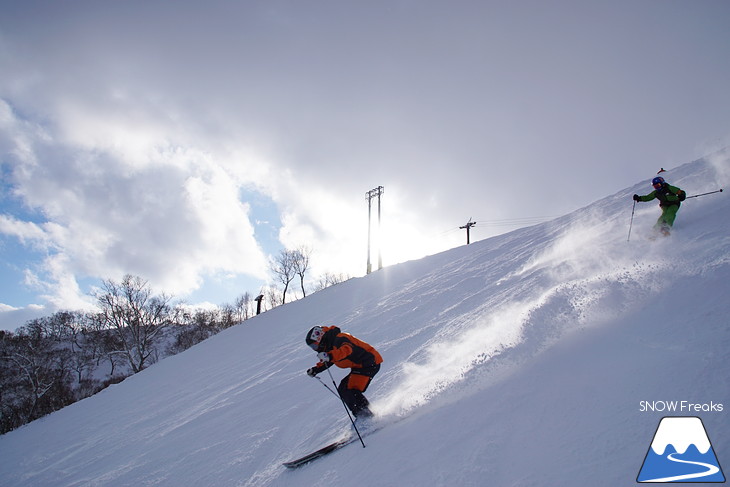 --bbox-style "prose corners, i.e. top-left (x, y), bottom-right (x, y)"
top-left (1, 0), bottom-right (729, 330)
